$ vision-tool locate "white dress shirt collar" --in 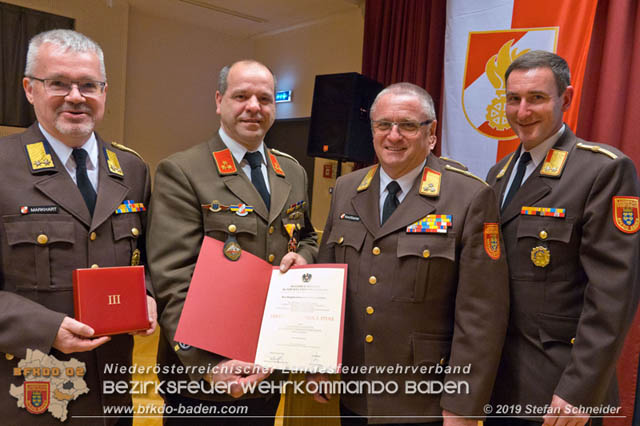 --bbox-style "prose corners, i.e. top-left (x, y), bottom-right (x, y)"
top-left (39, 123), bottom-right (99, 190)
top-left (218, 127), bottom-right (267, 166)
